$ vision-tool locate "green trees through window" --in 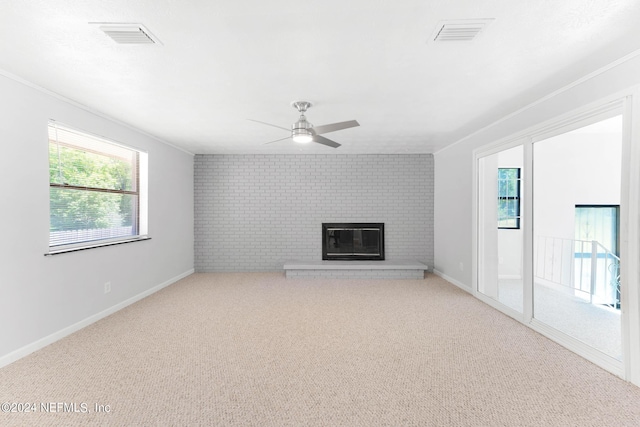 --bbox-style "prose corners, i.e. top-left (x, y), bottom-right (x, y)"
top-left (48, 123), bottom-right (141, 247)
